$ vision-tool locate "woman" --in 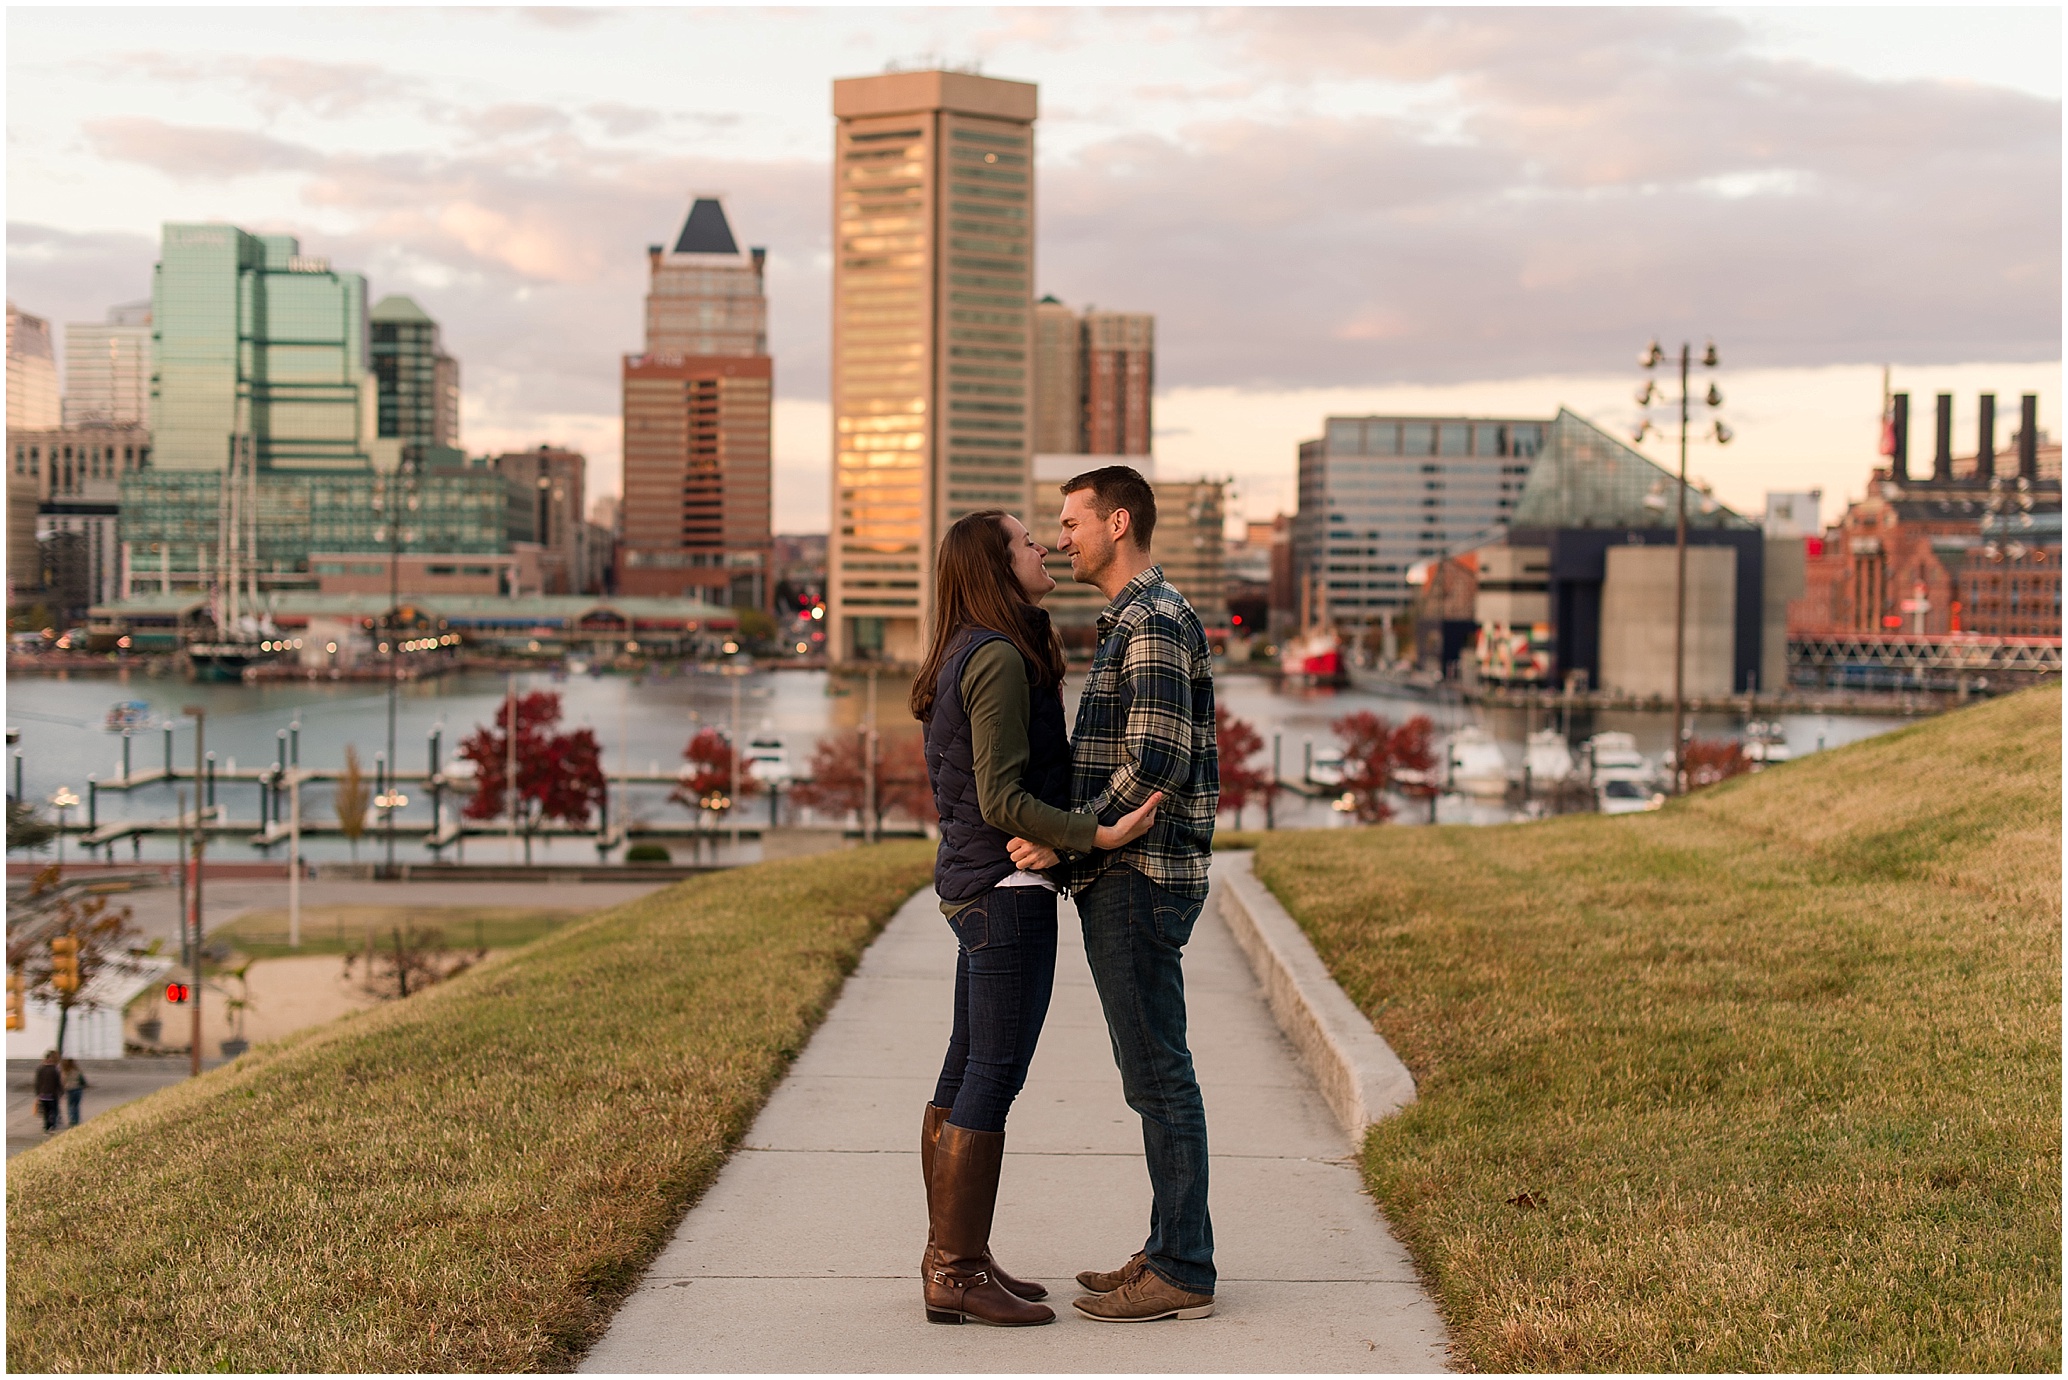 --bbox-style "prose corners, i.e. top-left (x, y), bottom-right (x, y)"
top-left (910, 510), bottom-right (1162, 1328)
